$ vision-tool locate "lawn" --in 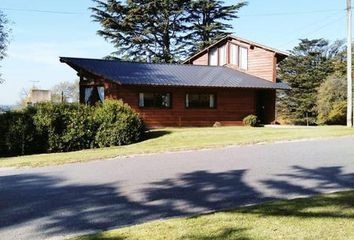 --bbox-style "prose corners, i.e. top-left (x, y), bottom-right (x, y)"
top-left (1, 126), bottom-right (354, 168)
top-left (72, 190), bottom-right (354, 240)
